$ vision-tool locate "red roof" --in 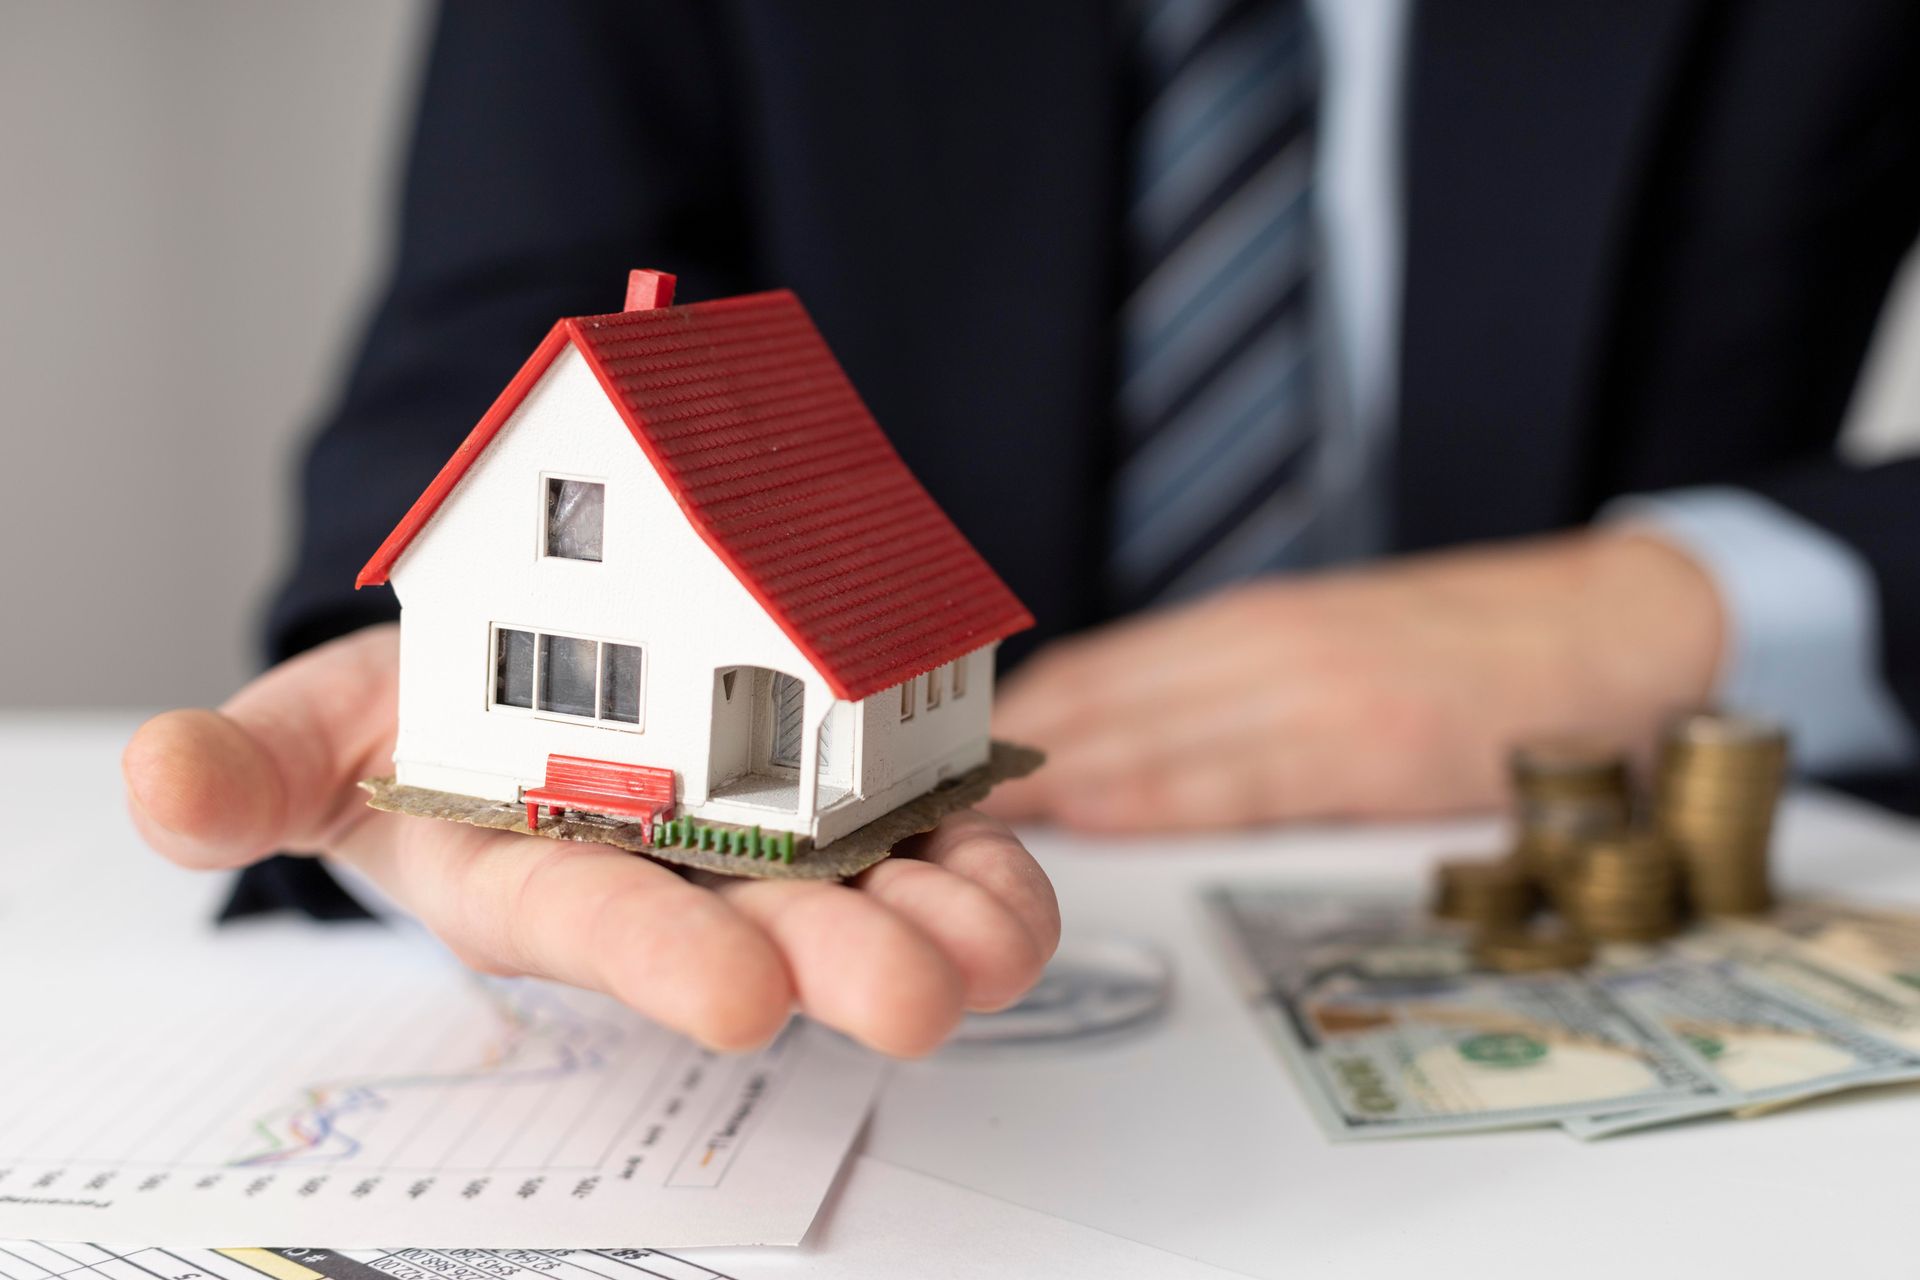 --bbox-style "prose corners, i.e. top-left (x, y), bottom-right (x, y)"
top-left (357, 288), bottom-right (1032, 701)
